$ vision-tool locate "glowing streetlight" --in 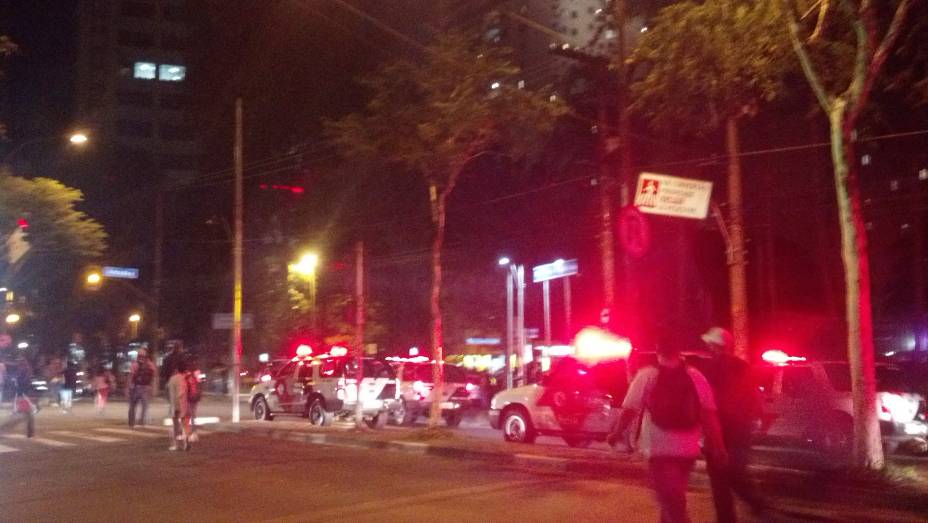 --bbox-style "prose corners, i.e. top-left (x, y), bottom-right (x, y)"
top-left (289, 252), bottom-right (320, 332)
top-left (289, 252), bottom-right (319, 277)
top-left (69, 132), bottom-right (89, 145)
top-left (5, 313), bottom-right (21, 325)
top-left (128, 313), bottom-right (141, 339)
top-left (86, 272), bottom-right (102, 285)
